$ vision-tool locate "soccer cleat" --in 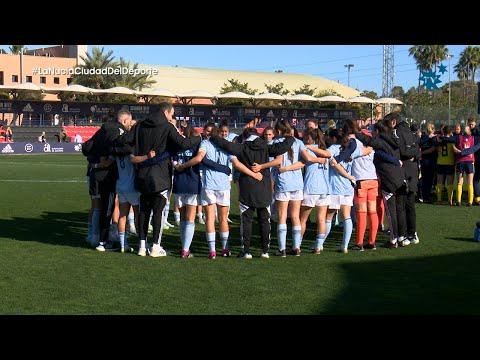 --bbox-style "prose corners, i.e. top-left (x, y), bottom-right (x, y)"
top-left (208, 251), bottom-right (217, 259)
top-left (364, 243), bottom-right (377, 250)
top-left (227, 217), bottom-right (233, 223)
top-left (312, 247), bottom-right (323, 255)
top-left (150, 244), bottom-right (167, 257)
top-left (181, 250), bottom-right (194, 259)
top-left (337, 247), bottom-right (348, 254)
top-left (164, 220), bottom-right (174, 228)
top-left (261, 252), bottom-right (270, 259)
top-left (96, 242), bottom-right (106, 252)
top-left (351, 244), bottom-right (364, 251)
top-left (288, 248), bottom-right (301, 256)
top-left (398, 238), bottom-right (411, 247)
top-left (197, 215), bottom-right (205, 225)
top-left (275, 249), bottom-right (287, 258)
top-left (239, 252), bottom-right (253, 259)
top-left (137, 247), bottom-right (147, 257)
top-left (104, 242), bottom-right (120, 251)
top-left (221, 248), bottom-right (231, 257)
top-left (409, 233), bottom-right (420, 244)
top-left (175, 219), bottom-right (180, 226)
top-left (148, 223), bottom-right (153, 233)
top-left (384, 240), bottom-right (398, 249)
